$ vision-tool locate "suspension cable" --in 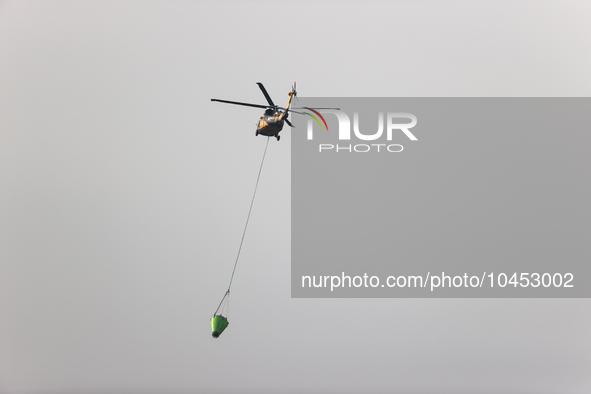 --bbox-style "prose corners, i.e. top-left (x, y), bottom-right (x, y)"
top-left (226, 137), bottom-right (270, 292)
